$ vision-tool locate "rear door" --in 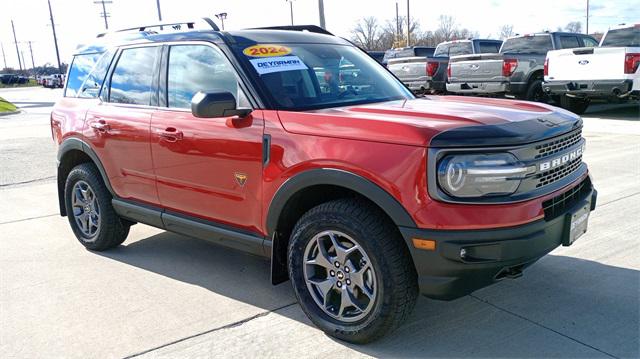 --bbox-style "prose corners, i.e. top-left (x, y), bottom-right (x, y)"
top-left (150, 43), bottom-right (264, 233)
top-left (85, 45), bottom-right (161, 205)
